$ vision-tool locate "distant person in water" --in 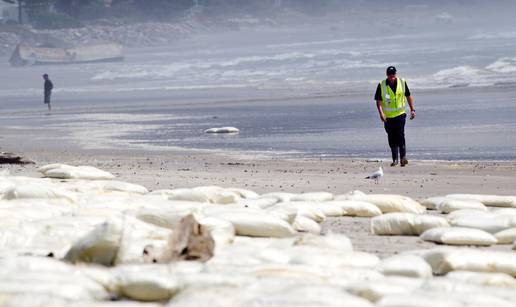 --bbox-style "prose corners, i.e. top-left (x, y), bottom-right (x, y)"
top-left (43, 73), bottom-right (53, 111)
top-left (374, 66), bottom-right (416, 167)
